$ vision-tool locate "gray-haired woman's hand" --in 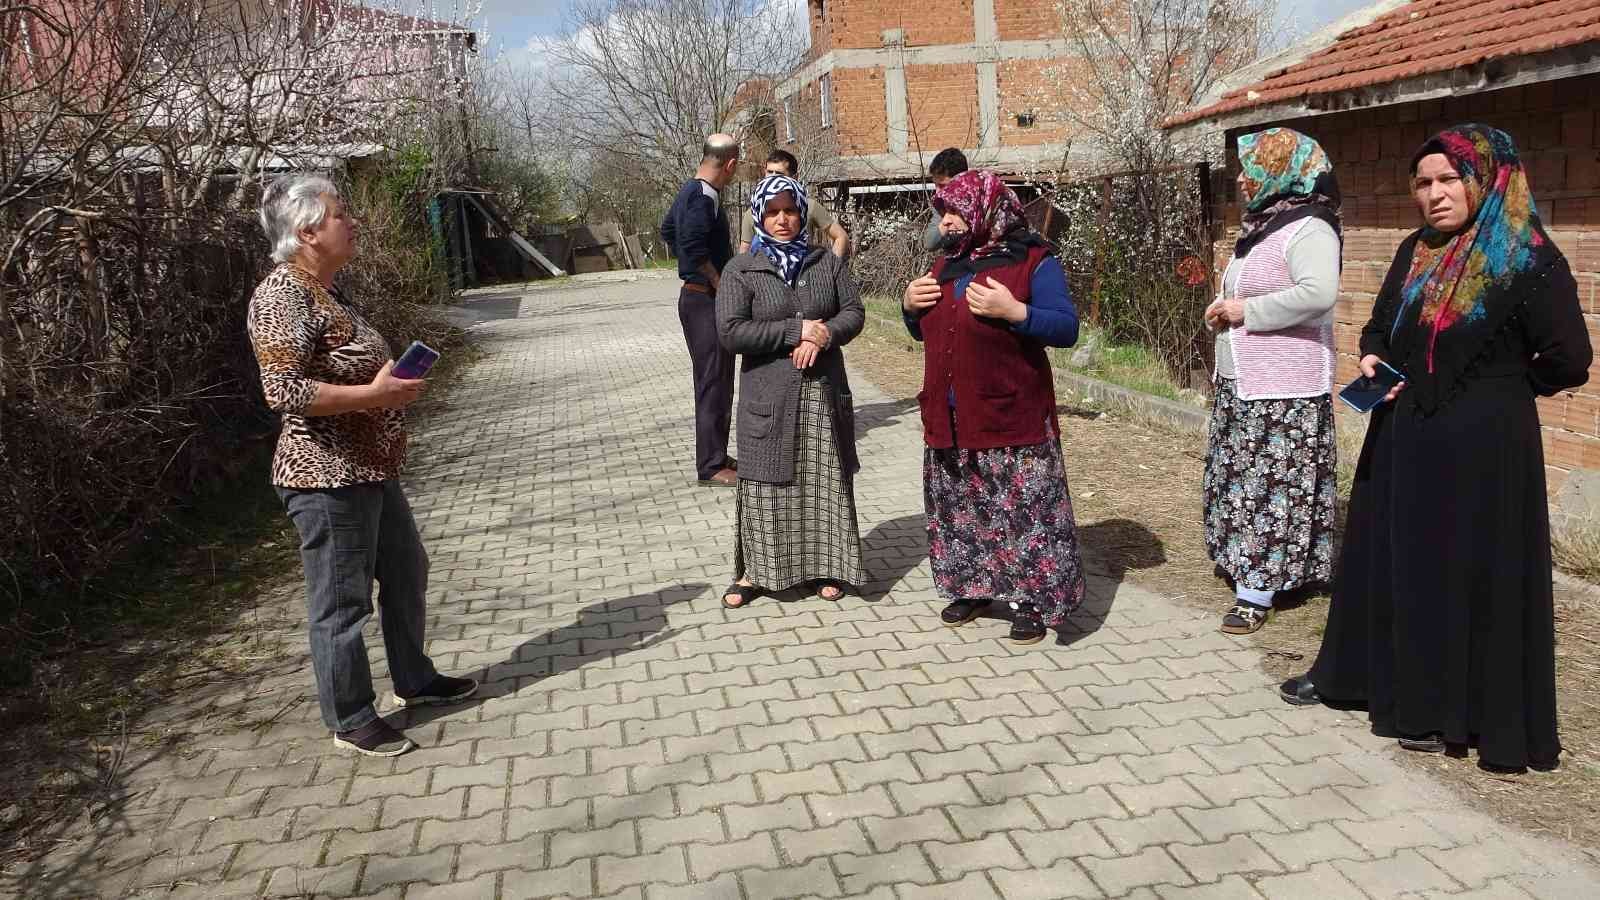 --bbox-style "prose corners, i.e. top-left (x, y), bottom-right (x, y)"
top-left (369, 361), bottom-right (427, 409)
